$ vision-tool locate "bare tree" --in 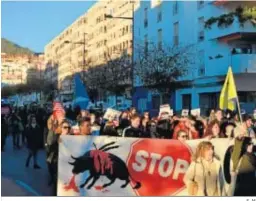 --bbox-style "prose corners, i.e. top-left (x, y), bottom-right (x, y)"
top-left (84, 50), bottom-right (132, 103)
top-left (103, 50), bottom-right (132, 104)
top-left (134, 41), bottom-right (195, 101)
